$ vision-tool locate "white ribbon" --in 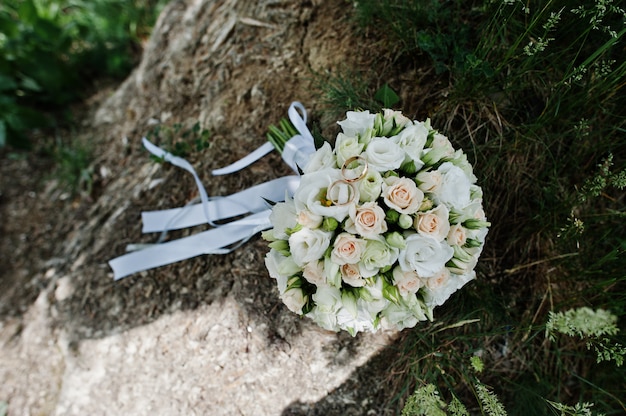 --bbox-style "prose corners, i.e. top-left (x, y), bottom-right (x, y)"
top-left (109, 211), bottom-right (273, 278)
top-left (108, 102), bottom-right (316, 280)
top-left (141, 176), bottom-right (300, 232)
